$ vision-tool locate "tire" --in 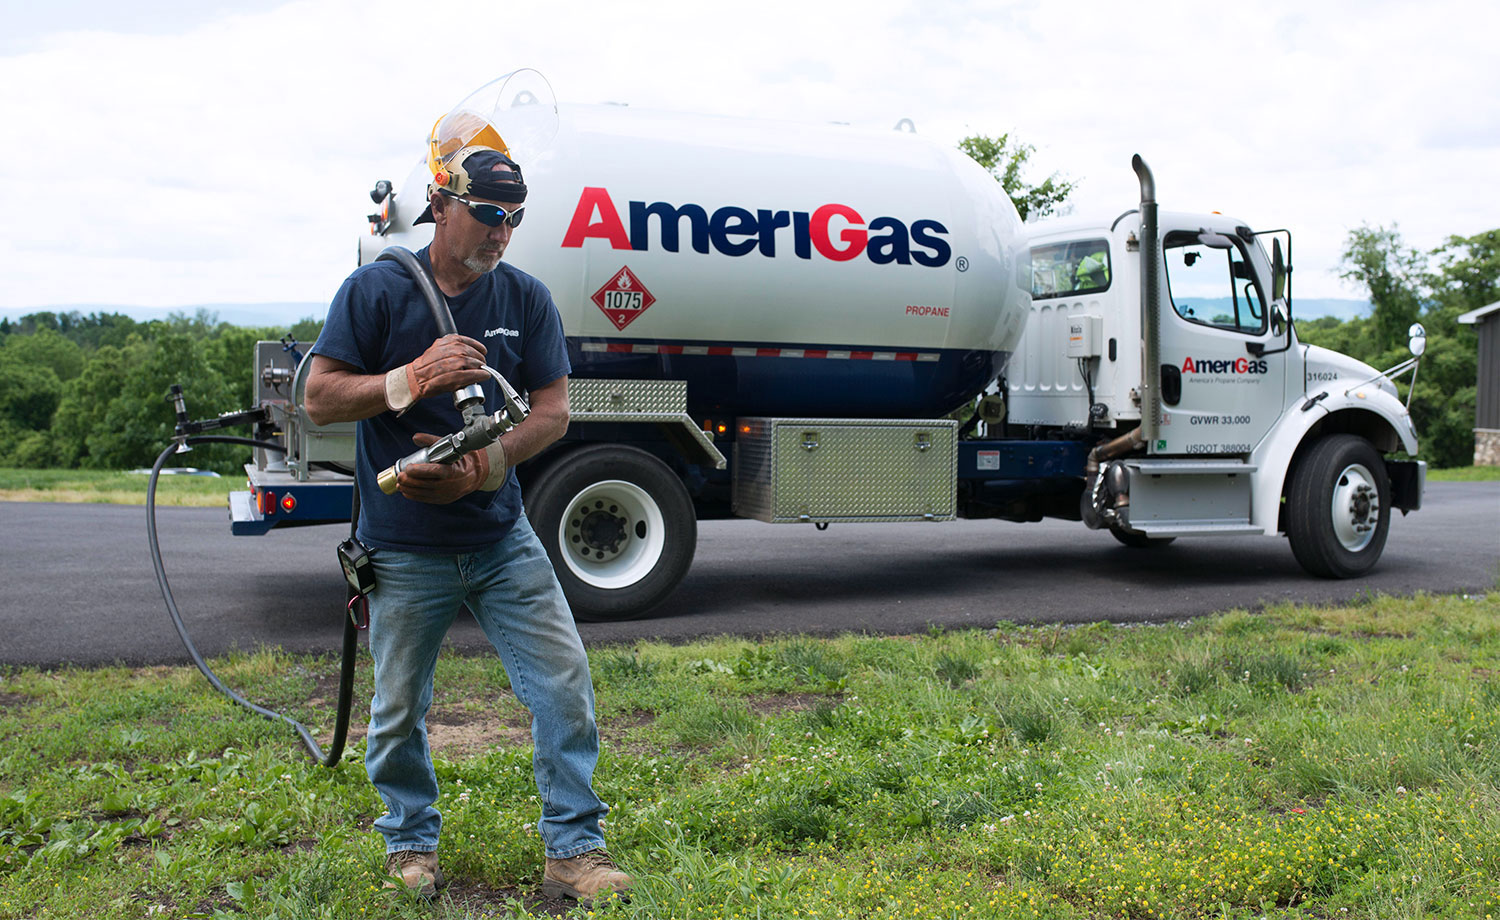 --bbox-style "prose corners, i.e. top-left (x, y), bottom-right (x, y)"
top-left (525, 444), bottom-right (696, 621)
top-left (1108, 526), bottom-right (1176, 548)
top-left (1285, 434), bottom-right (1390, 578)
